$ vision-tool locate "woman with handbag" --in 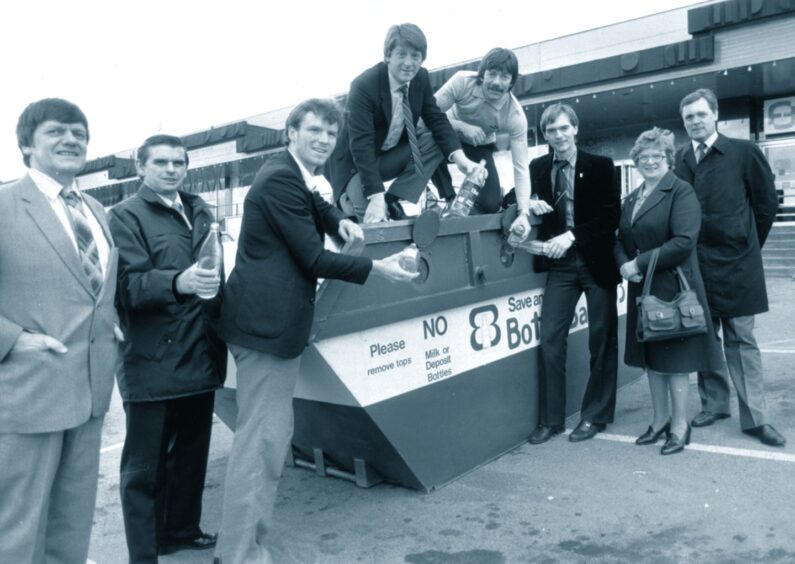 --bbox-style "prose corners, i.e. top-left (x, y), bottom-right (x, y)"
top-left (615, 128), bottom-right (723, 455)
